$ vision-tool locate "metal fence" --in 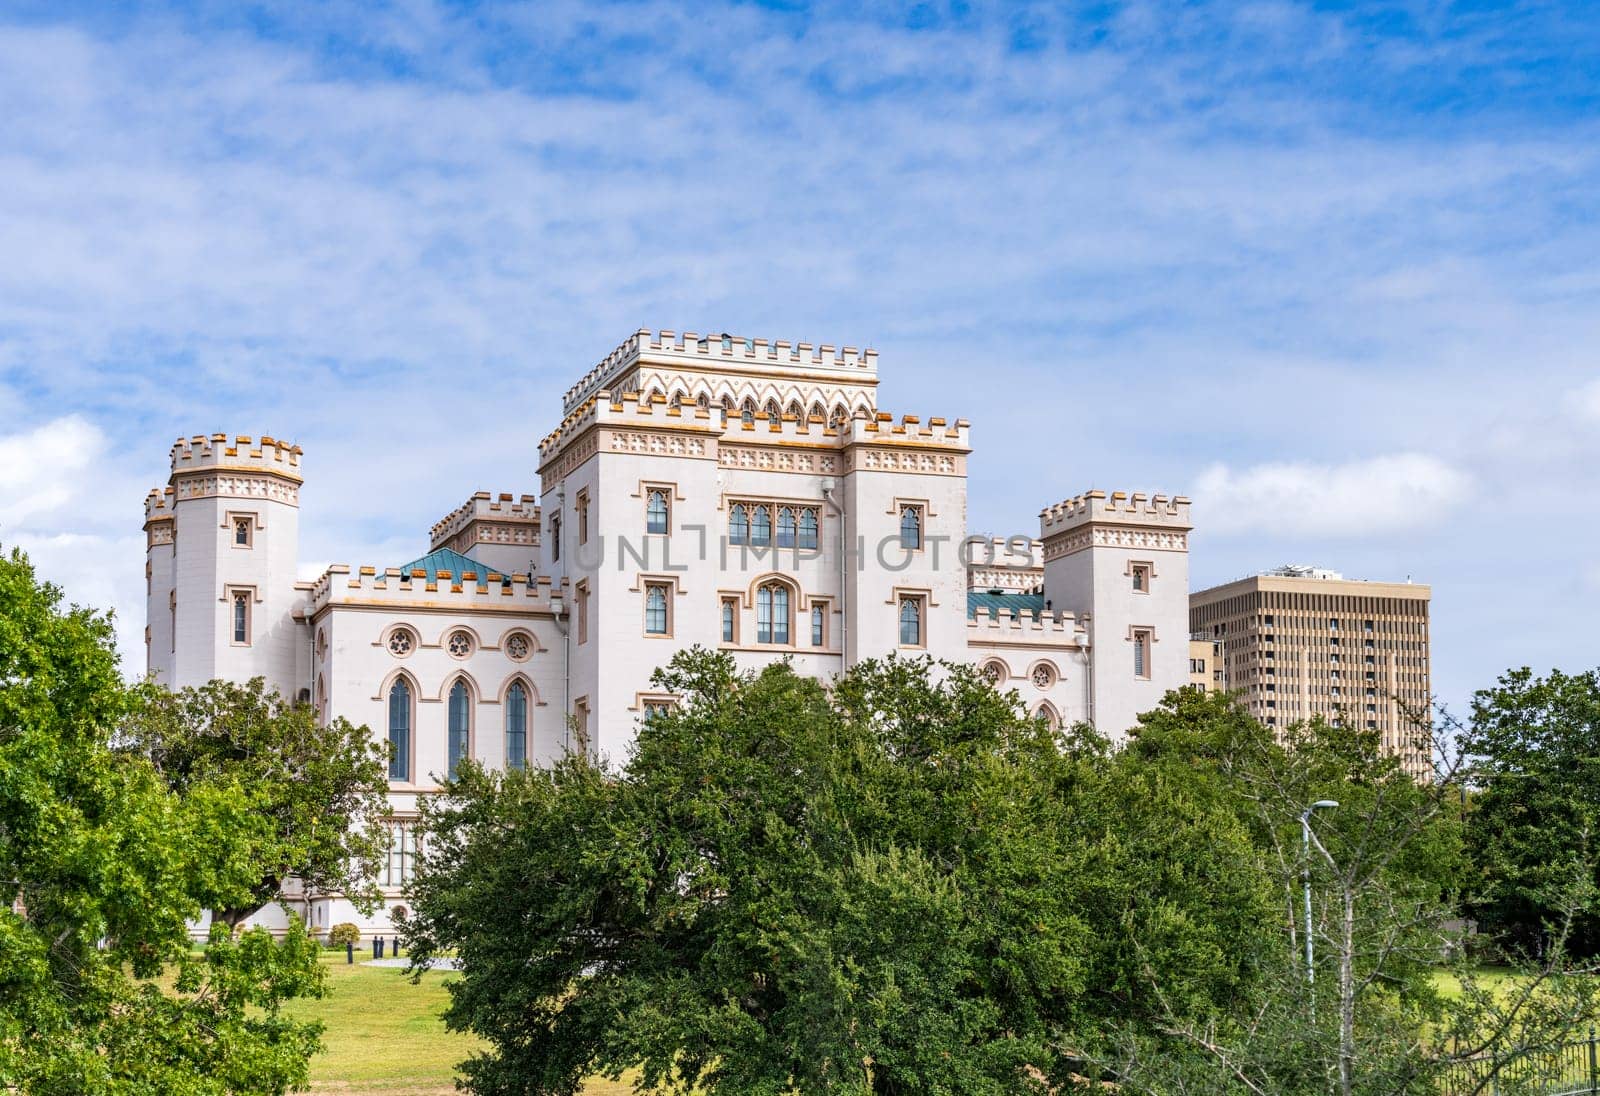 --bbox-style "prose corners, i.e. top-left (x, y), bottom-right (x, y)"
top-left (1442, 1029), bottom-right (1600, 1095)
